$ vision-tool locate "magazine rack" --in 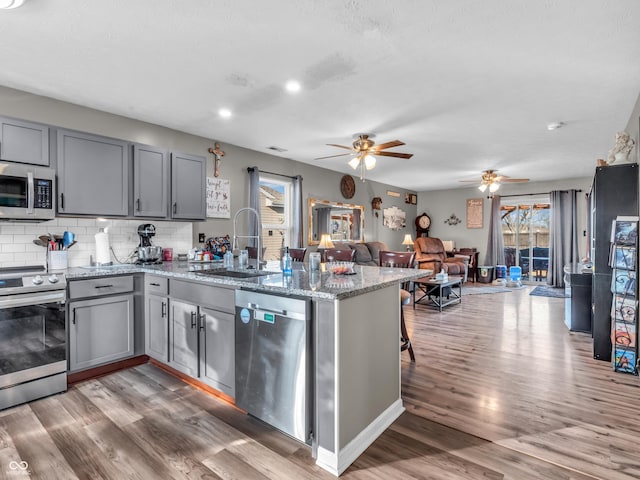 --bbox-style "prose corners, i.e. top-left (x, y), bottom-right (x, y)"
top-left (610, 216), bottom-right (639, 374)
